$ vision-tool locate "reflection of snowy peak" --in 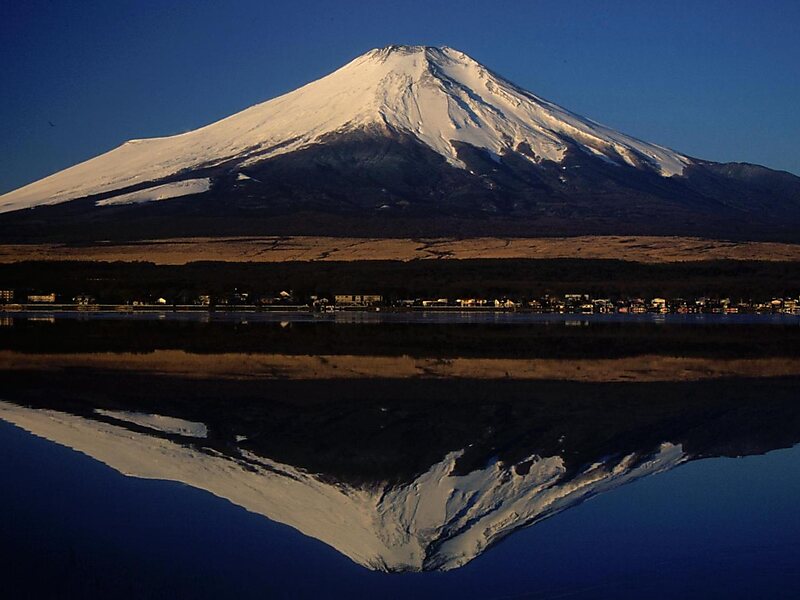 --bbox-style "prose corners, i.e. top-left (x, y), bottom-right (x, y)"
top-left (0, 401), bottom-right (685, 572)
top-left (373, 444), bottom-right (684, 571)
top-left (0, 45), bottom-right (691, 213)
